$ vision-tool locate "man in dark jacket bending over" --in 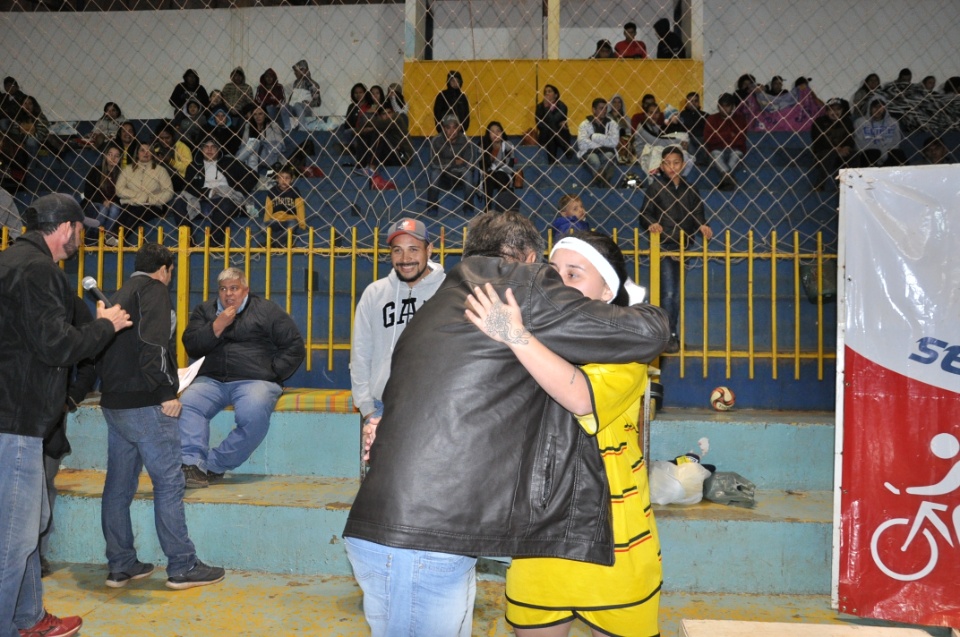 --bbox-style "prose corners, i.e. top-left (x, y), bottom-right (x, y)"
top-left (178, 267), bottom-right (305, 488)
top-left (343, 211), bottom-right (670, 636)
